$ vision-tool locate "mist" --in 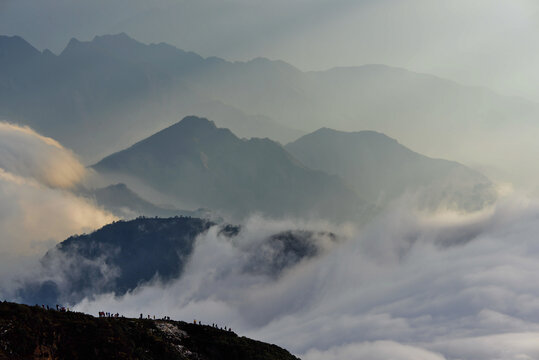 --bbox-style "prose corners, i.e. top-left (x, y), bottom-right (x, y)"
top-left (3, 30), bottom-right (539, 190)
top-left (3, 0), bottom-right (539, 102)
top-left (1, 121), bottom-right (538, 359)
top-left (0, 122), bottom-right (115, 296)
top-left (68, 193), bottom-right (539, 360)
top-left (2, 2), bottom-right (539, 358)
